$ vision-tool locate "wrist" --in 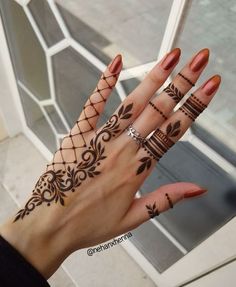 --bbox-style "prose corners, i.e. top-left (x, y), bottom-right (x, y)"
top-left (0, 212), bottom-right (71, 279)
